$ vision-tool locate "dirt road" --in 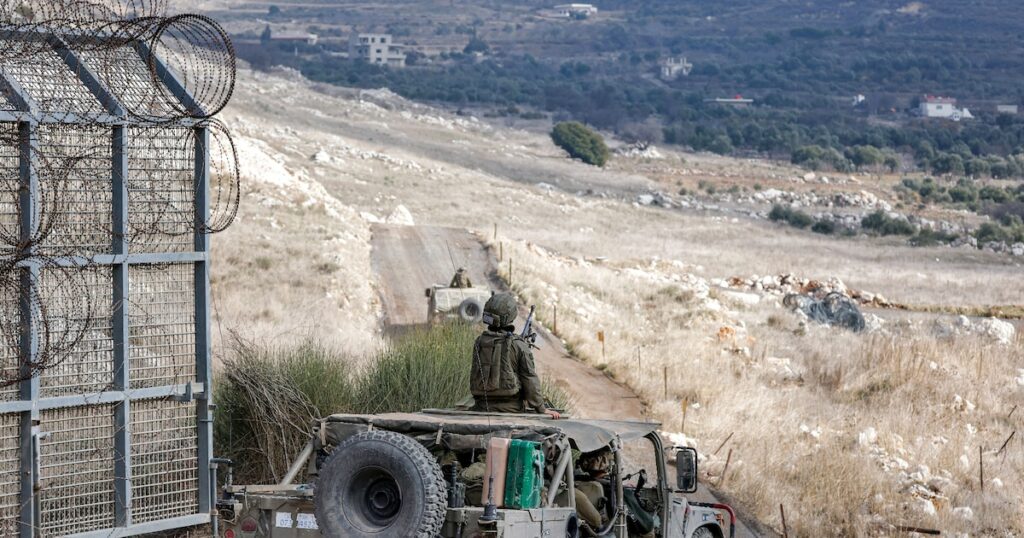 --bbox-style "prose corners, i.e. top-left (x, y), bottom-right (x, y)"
top-left (370, 223), bottom-right (768, 537)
